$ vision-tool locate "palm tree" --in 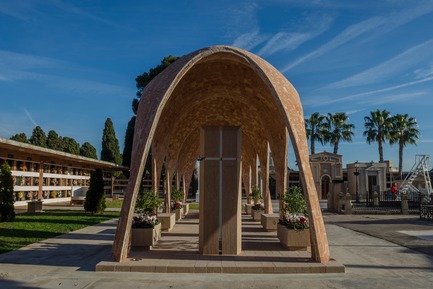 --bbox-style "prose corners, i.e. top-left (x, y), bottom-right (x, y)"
top-left (389, 113), bottom-right (420, 176)
top-left (363, 109), bottom-right (393, 162)
top-left (324, 112), bottom-right (355, 154)
top-left (305, 112), bottom-right (326, 154)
